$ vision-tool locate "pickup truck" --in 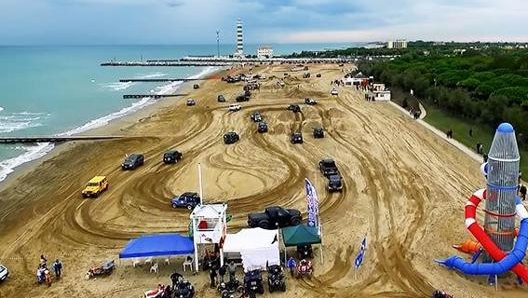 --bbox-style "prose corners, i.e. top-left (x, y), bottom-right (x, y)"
top-left (247, 206), bottom-right (302, 229)
top-left (319, 158), bottom-right (339, 177)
